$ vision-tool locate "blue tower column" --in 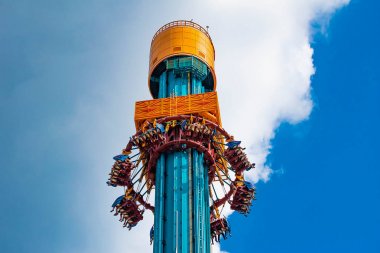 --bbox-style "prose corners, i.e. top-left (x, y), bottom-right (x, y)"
top-left (153, 56), bottom-right (211, 253)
